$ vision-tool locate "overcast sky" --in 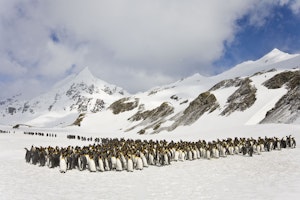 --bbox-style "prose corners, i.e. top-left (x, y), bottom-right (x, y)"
top-left (0, 0), bottom-right (300, 99)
